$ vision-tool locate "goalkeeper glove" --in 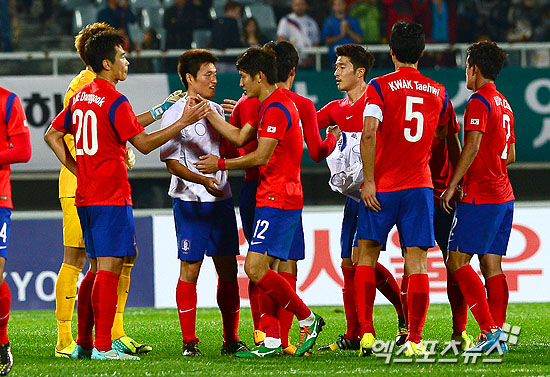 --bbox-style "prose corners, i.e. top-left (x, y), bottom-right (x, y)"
top-left (125, 146), bottom-right (136, 170)
top-left (150, 90), bottom-right (186, 120)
